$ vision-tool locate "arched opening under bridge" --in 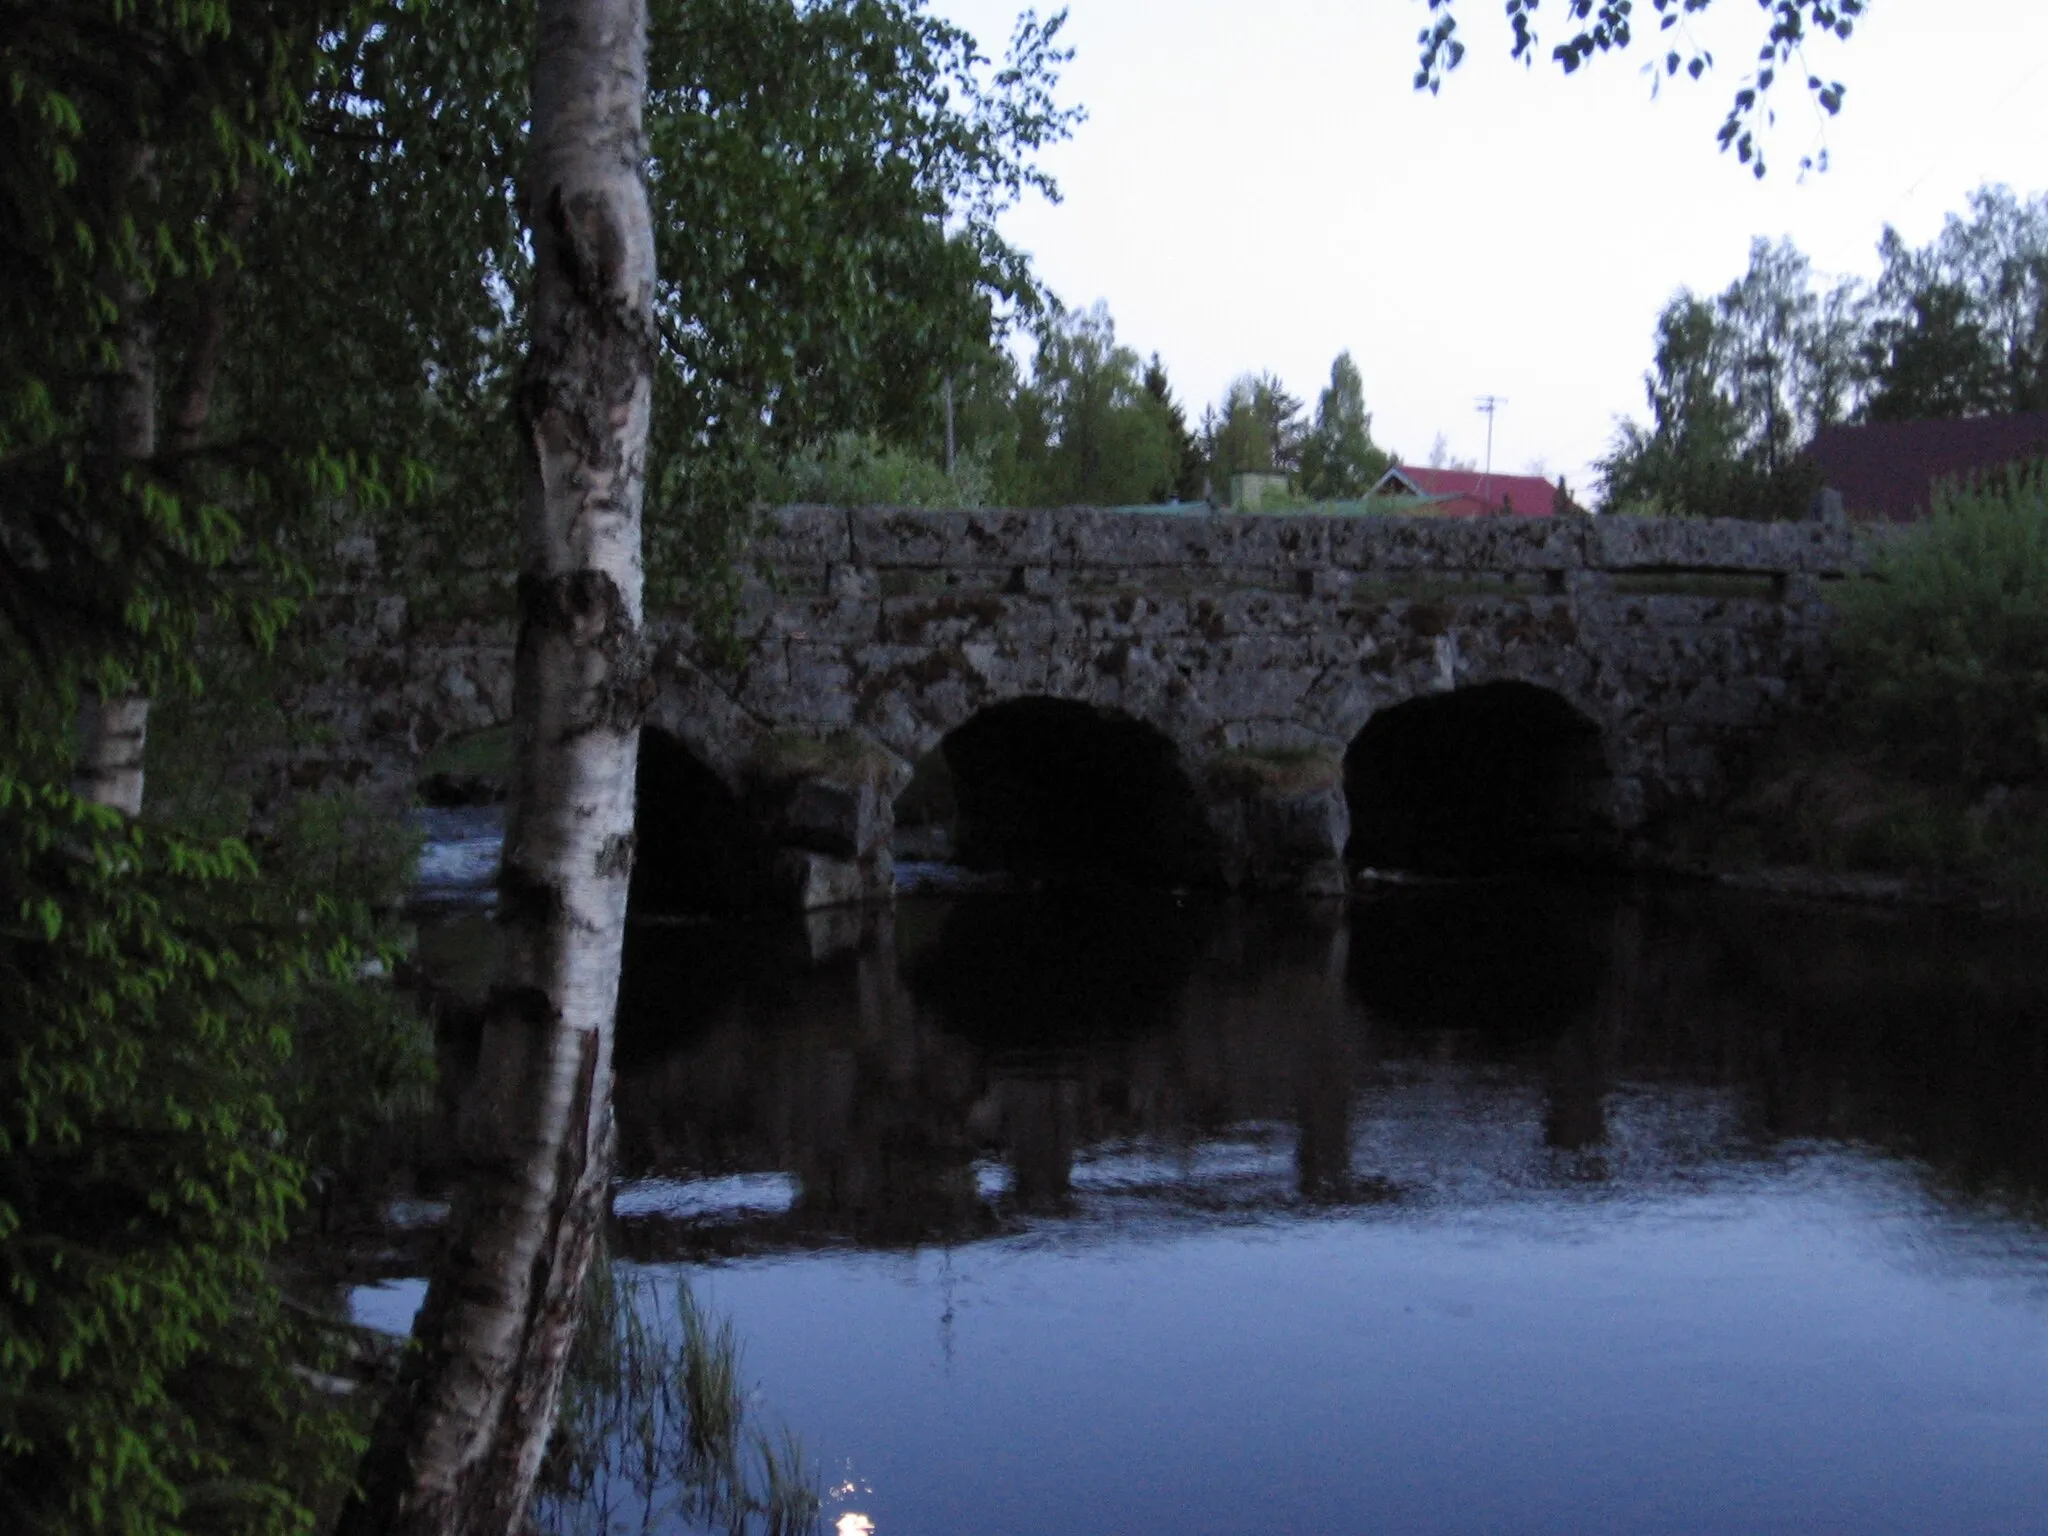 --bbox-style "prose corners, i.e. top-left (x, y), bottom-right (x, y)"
top-left (909, 697), bottom-right (1219, 888)
top-left (629, 726), bottom-right (778, 916)
top-left (1344, 681), bottom-right (1613, 876)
